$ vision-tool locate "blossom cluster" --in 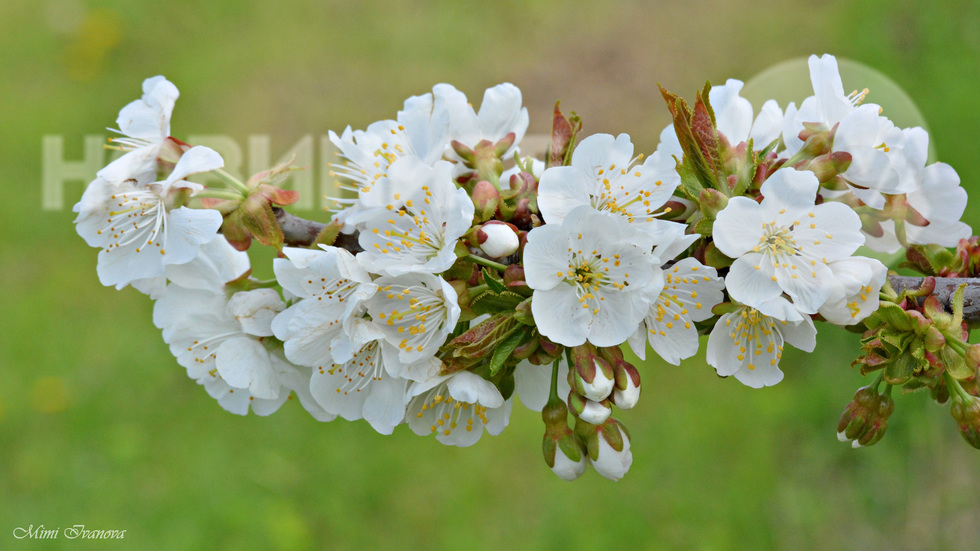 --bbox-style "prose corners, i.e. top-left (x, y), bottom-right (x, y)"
top-left (74, 54), bottom-right (980, 481)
